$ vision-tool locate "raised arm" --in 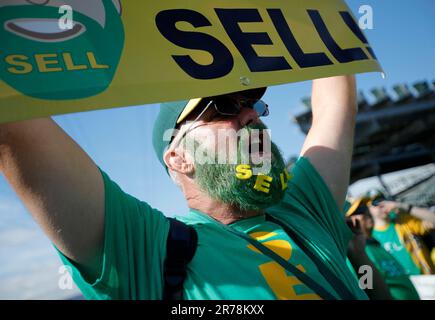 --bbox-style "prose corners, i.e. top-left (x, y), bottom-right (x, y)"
top-left (300, 75), bottom-right (357, 210)
top-left (379, 201), bottom-right (435, 225)
top-left (0, 118), bottom-right (104, 277)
